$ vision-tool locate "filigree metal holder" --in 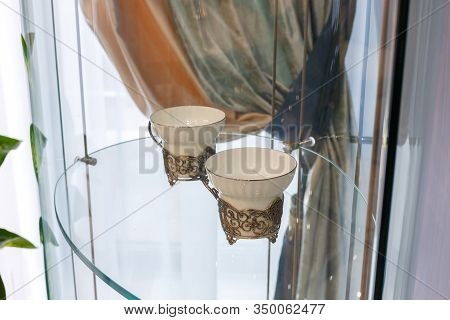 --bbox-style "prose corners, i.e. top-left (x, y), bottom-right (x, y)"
top-left (202, 176), bottom-right (284, 245)
top-left (149, 121), bottom-right (215, 186)
top-left (218, 197), bottom-right (283, 245)
top-left (162, 147), bottom-right (215, 186)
